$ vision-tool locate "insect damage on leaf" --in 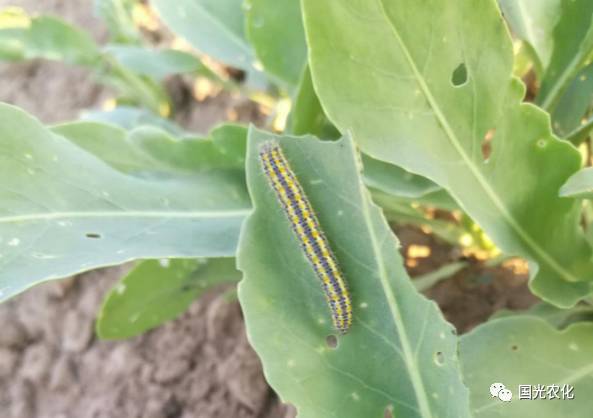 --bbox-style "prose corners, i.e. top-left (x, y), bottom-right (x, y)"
top-left (258, 140), bottom-right (353, 334)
